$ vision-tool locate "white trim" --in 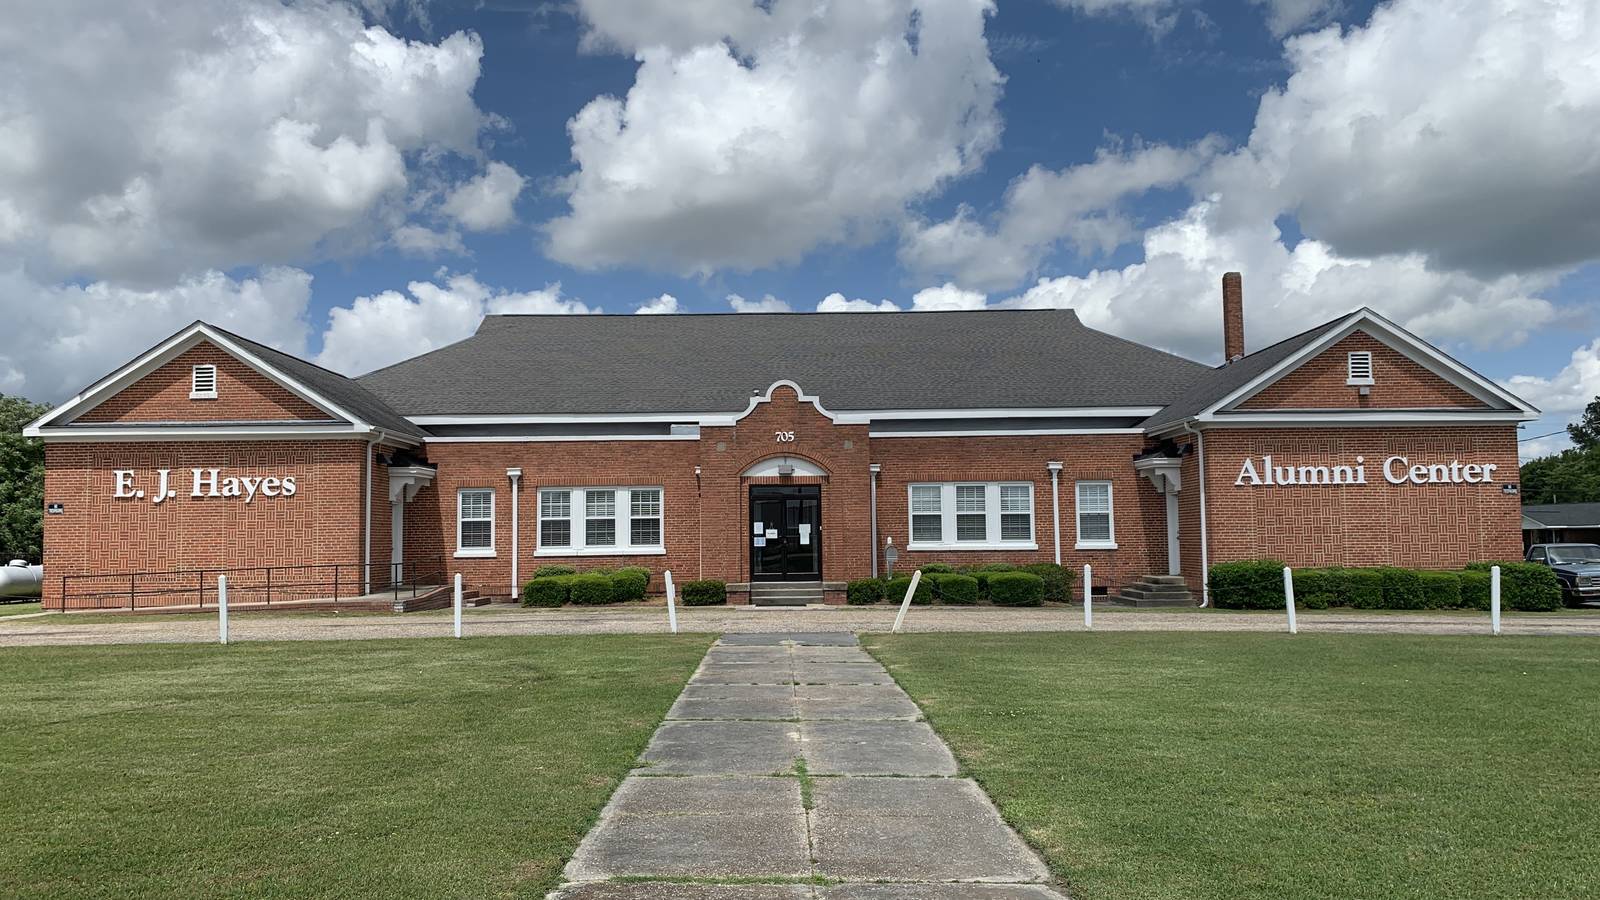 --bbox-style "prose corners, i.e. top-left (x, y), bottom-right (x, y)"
top-left (421, 434), bottom-right (701, 444)
top-left (741, 456), bottom-right (828, 477)
top-left (1074, 480), bottom-right (1115, 549)
top-left (906, 542), bottom-right (1040, 552)
top-left (870, 428), bottom-right (1145, 438)
top-left (533, 547), bottom-right (668, 558)
top-left (456, 487), bottom-right (496, 557)
top-left (407, 404), bottom-right (1162, 428)
top-left (1200, 411), bottom-right (1532, 426)
top-left (29, 424), bottom-right (376, 442)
